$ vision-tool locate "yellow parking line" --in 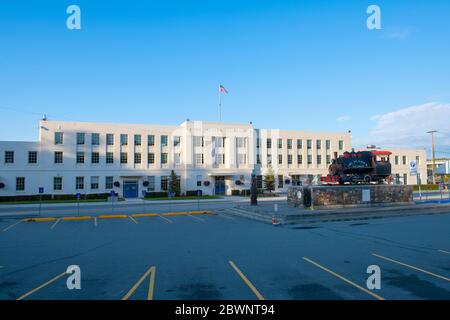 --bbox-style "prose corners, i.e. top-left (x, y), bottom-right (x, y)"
top-left (17, 271), bottom-right (66, 300)
top-left (373, 253), bottom-right (450, 282)
top-left (122, 266), bottom-right (156, 300)
top-left (98, 214), bottom-right (128, 219)
top-left (158, 215), bottom-right (173, 223)
top-left (228, 260), bottom-right (265, 300)
top-left (25, 217), bottom-right (57, 222)
top-left (50, 219), bottom-right (61, 230)
top-left (131, 213), bottom-right (159, 217)
top-left (129, 216), bottom-right (139, 224)
top-left (2, 219), bottom-right (23, 232)
top-left (438, 249), bottom-right (450, 255)
top-left (62, 216), bottom-right (92, 221)
top-left (302, 257), bottom-right (385, 300)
